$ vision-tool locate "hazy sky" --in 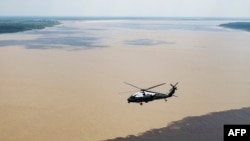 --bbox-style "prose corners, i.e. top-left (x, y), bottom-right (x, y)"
top-left (1, 0), bottom-right (250, 17)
